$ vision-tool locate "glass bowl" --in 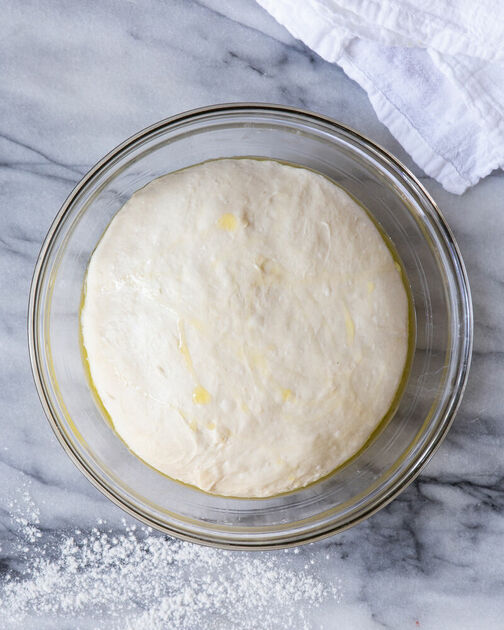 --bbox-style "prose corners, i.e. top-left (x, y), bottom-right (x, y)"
top-left (28, 103), bottom-right (472, 549)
